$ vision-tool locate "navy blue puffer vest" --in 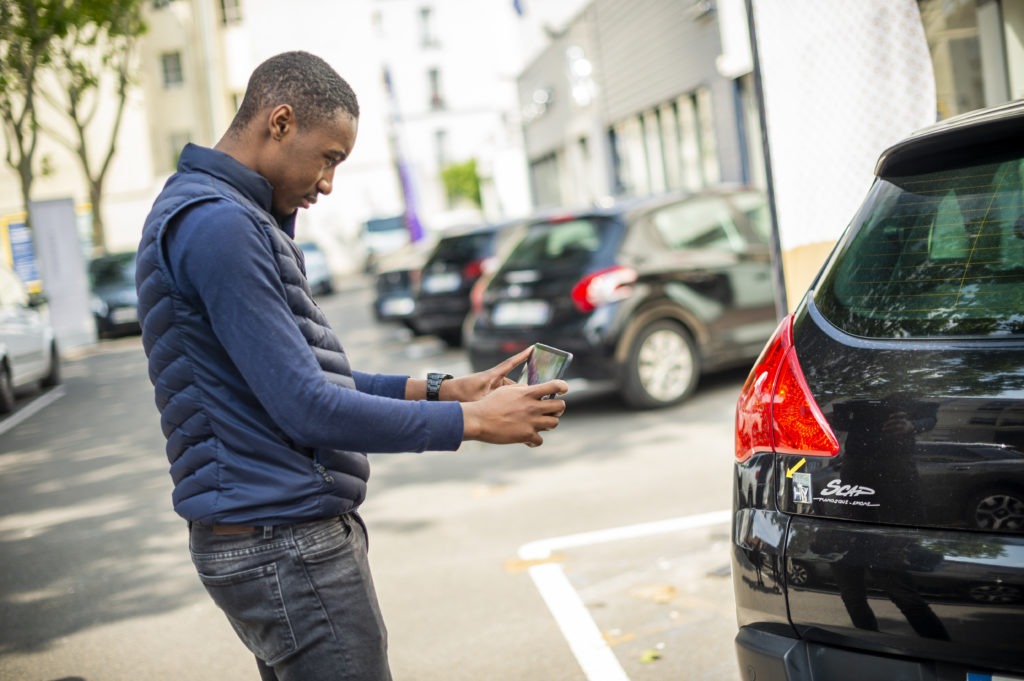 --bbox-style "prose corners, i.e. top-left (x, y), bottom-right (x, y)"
top-left (136, 166), bottom-right (369, 524)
